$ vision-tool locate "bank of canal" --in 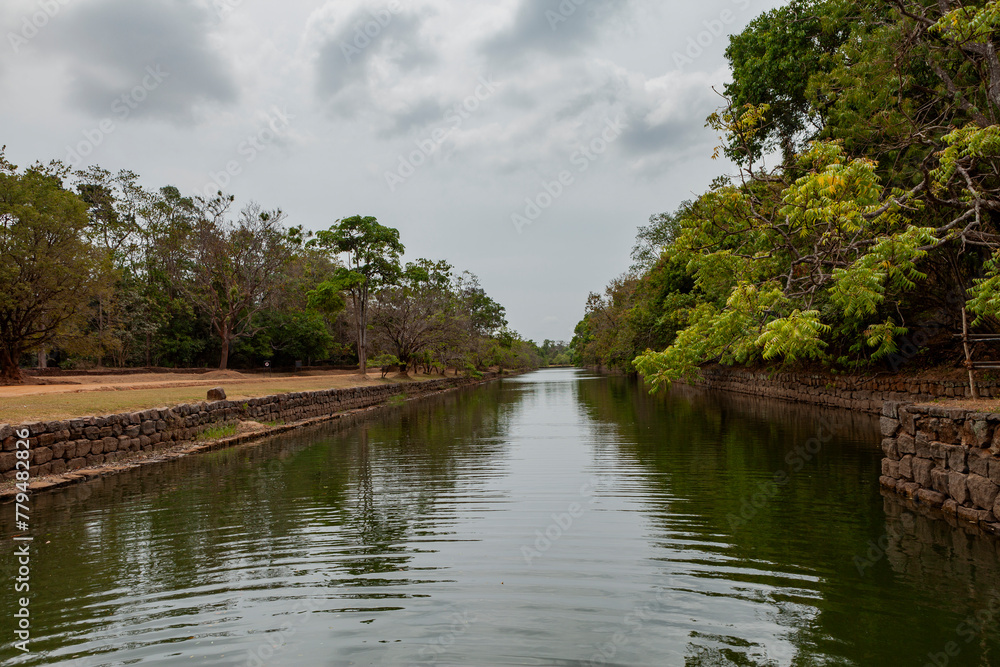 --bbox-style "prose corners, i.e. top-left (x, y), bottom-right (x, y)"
top-left (2, 368), bottom-right (999, 665)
